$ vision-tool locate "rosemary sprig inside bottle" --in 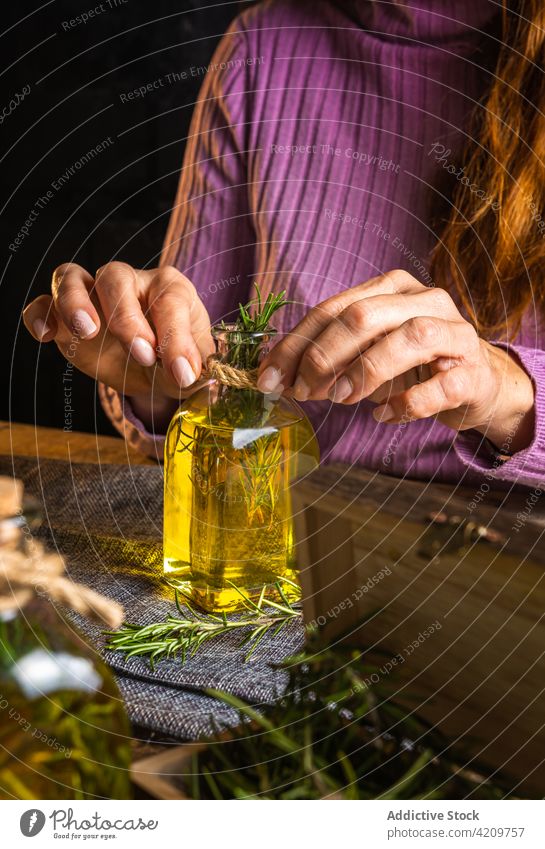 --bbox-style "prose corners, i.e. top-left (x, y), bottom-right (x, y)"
top-left (104, 579), bottom-right (302, 668)
top-left (205, 285), bottom-right (293, 522)
top-left (162, 282), bottom-right (316, 613)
